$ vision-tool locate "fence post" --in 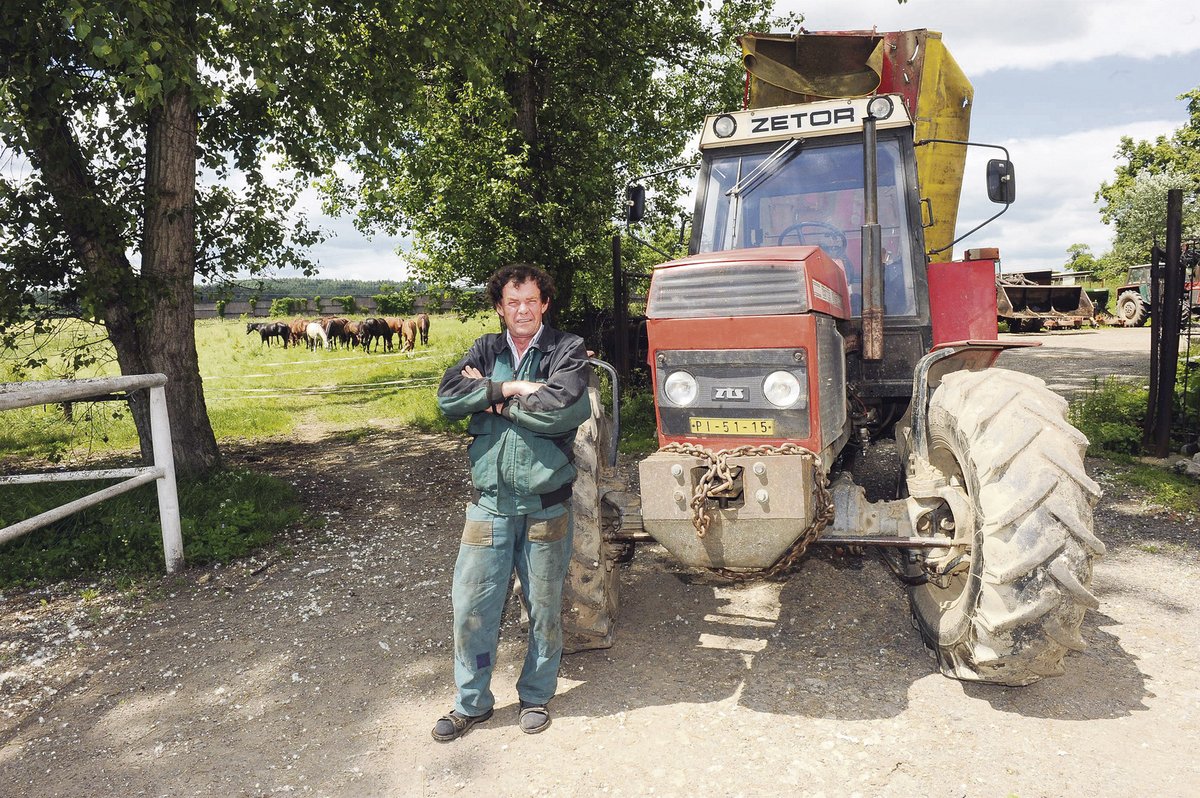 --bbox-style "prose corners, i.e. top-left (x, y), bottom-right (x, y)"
top-left (149, 385), bottom-right (184, 573)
